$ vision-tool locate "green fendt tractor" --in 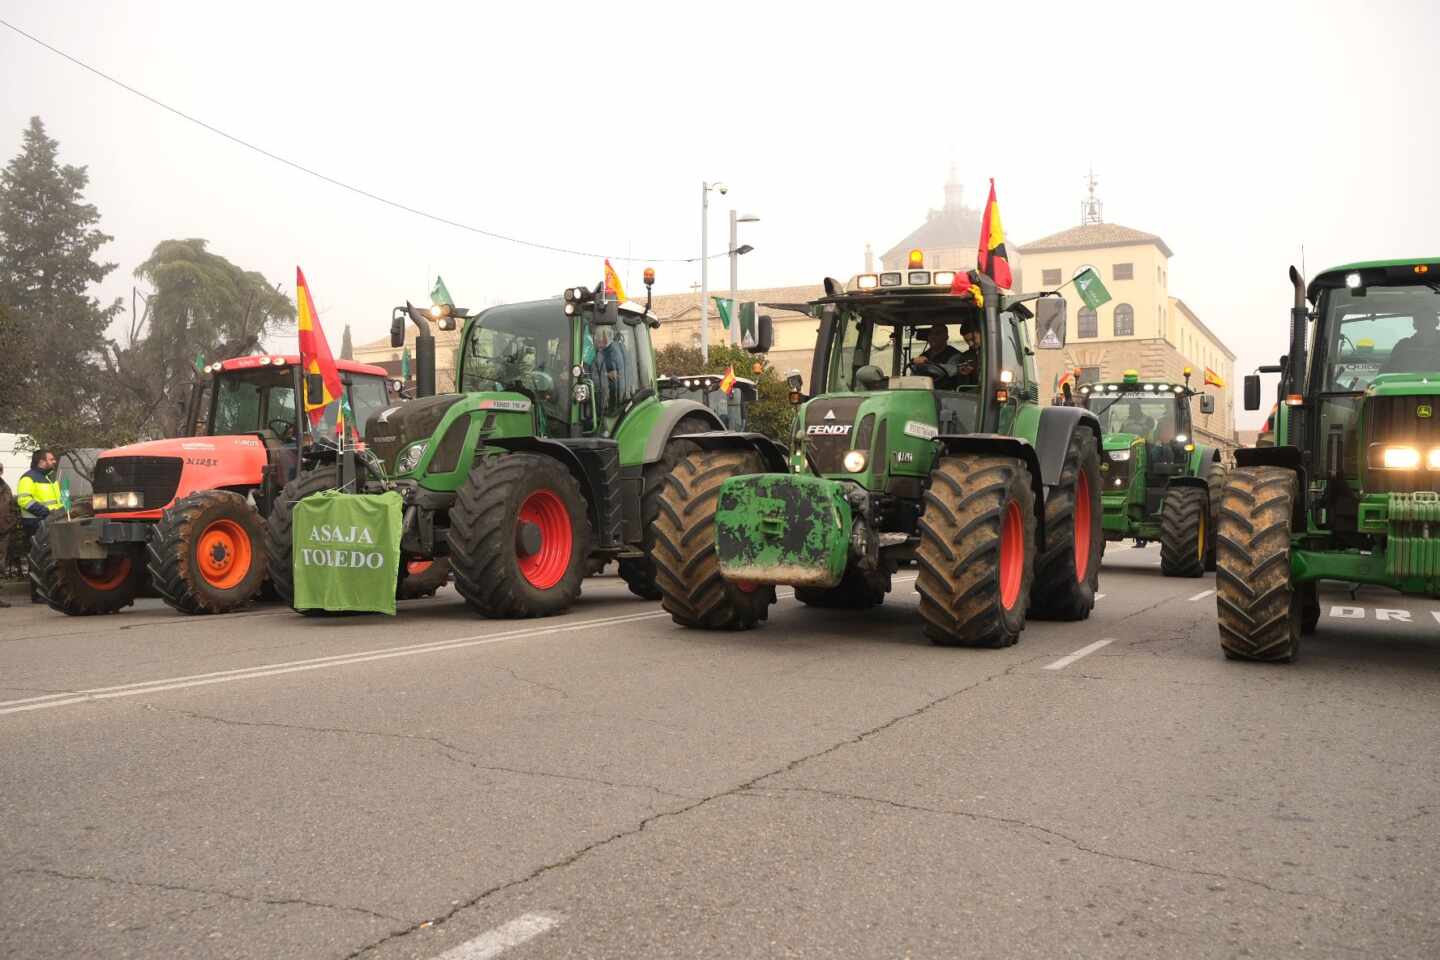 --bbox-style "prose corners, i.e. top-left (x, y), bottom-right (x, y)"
top-left (652, 260), bottom-right (1104, 647)
top-left (1077, 369), bottom-right (1228, 576)
top-left (1218, 258), bottom-right (1440, 662)
top-left (264, 272), bottom-right (773, 617)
